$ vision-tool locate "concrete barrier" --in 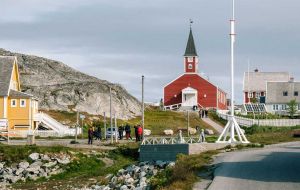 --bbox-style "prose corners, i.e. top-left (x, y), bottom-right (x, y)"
top-left (140, 143), bottom-right (231, 161)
